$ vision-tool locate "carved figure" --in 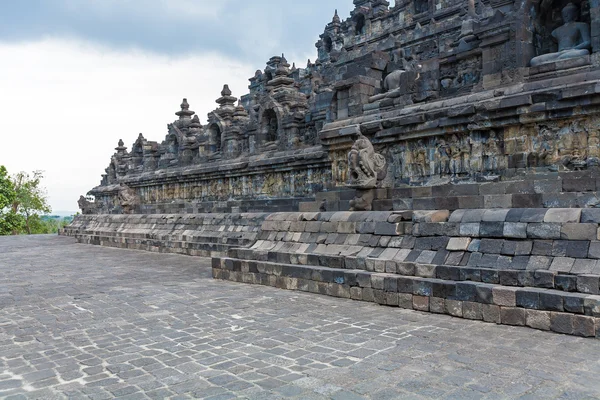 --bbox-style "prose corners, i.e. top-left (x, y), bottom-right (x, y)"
top-left (347, 133), bottom-right (387, 211)
top-left (530, 3), bottom-right (591, 67)
top-left (436, 139), bottom-right (450, 176)
top-left (412, 140), bottom-right (427, 178)
top-left (449, 135), bottom-right (463, 175)
top-left (483, 131), bottom-right (501, 171)
top-left (78, 196), bottom-right (96, 215)
top-left (118, 184), bottom-right (139, 214)
top-left (347, 133), bottom-right (387, 189)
